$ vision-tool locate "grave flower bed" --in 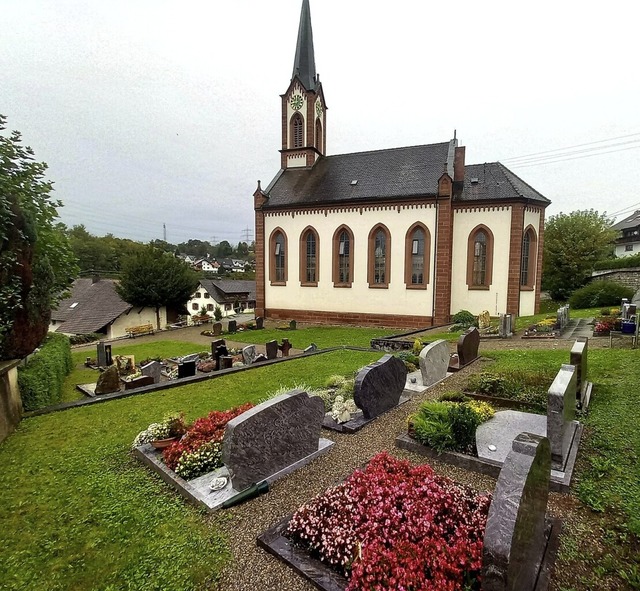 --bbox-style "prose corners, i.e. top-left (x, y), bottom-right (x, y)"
top-left (285, 452), bottom-right (491, 590)
top-left (523, 316), bottom-right (558, 337)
